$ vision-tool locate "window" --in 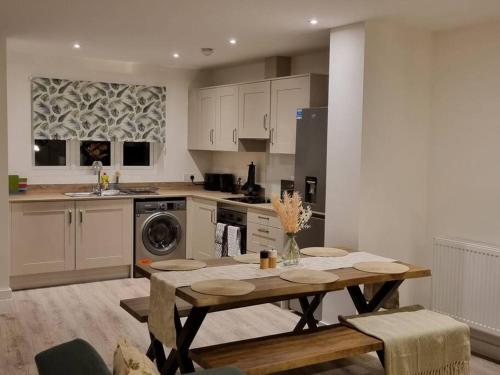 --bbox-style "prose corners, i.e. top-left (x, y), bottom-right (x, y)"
top-left (123, 142), bottom-right (151, 167)
top-left (79, 141), bottom-right (111, 166)
top-left (34, 140), bottom-right (67, 166)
